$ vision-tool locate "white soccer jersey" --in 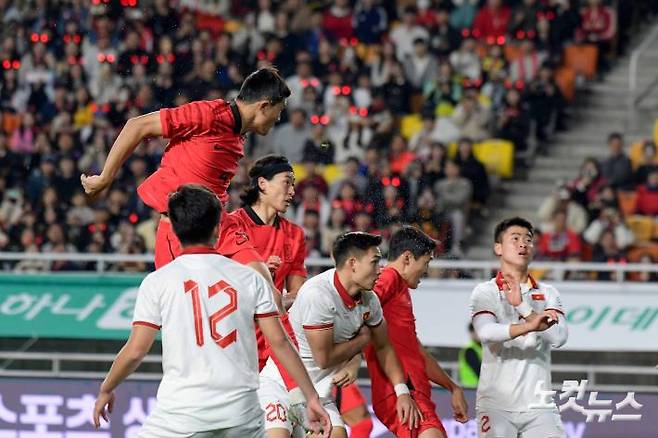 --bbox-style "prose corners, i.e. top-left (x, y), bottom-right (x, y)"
top-left (470, 272), bottom-right (567, 412)
top-left (132, 247), bottom-right (278, 433)
top-left (263, 268), bottom-right (383, 399)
